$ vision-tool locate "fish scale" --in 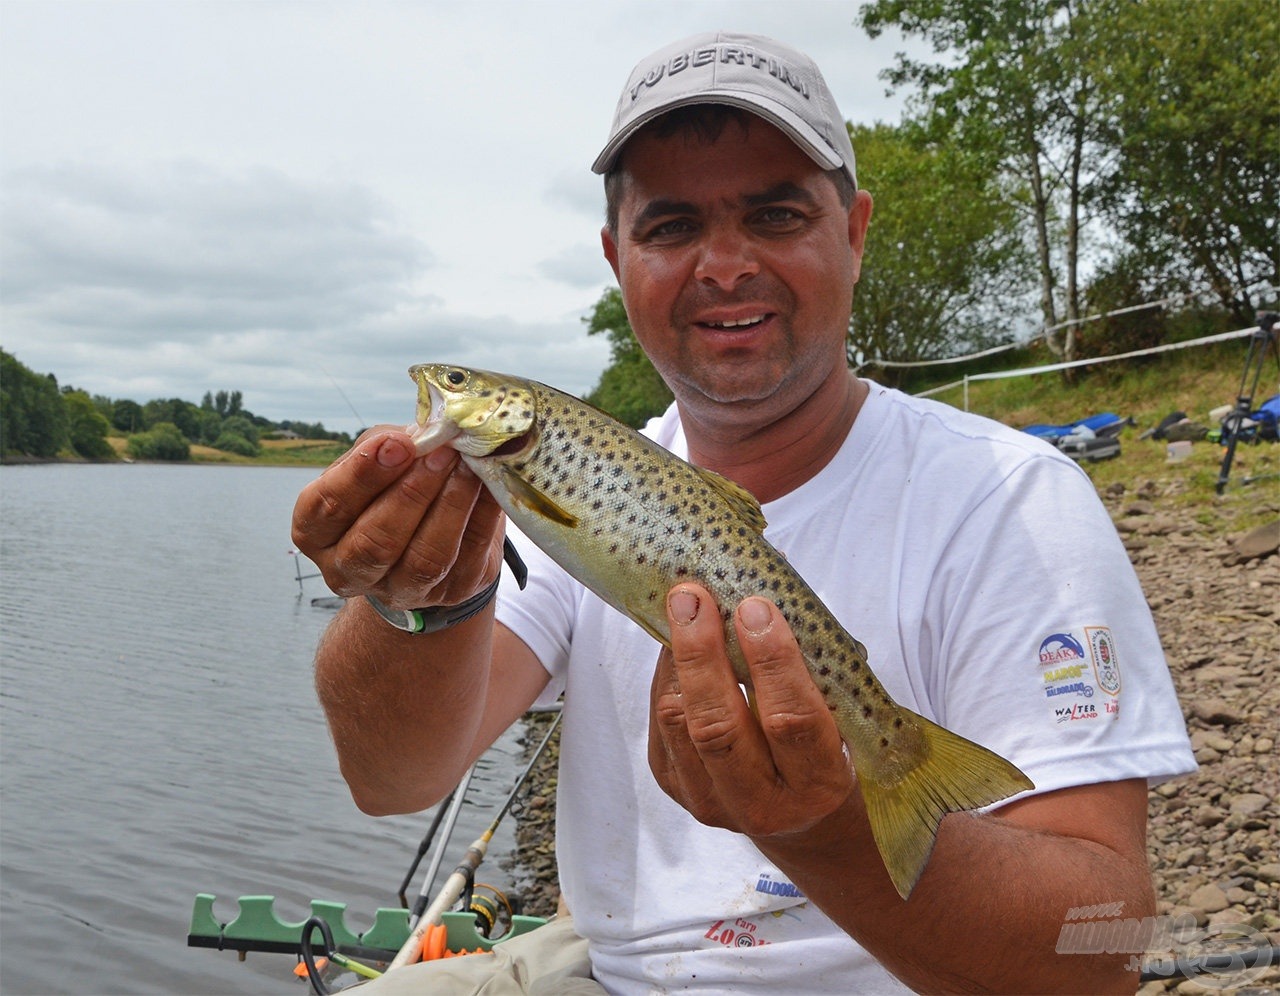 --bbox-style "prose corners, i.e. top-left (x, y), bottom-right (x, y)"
top-left (409, 363), bottom-right (1033, 899)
